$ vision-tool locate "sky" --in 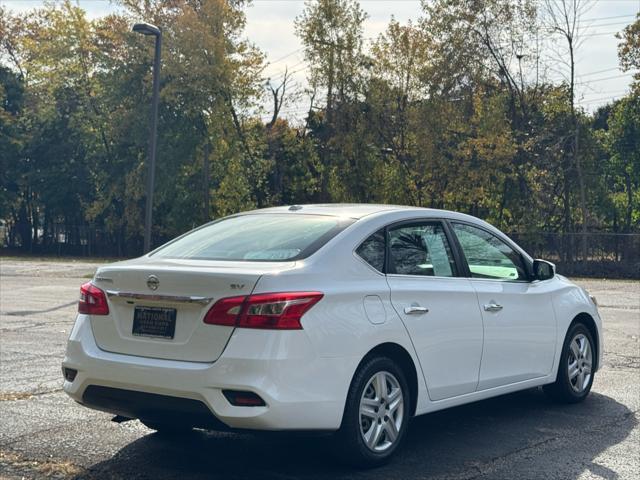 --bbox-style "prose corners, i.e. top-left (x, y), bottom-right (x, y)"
top-left (2, 0), bottom-right (639, 119)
